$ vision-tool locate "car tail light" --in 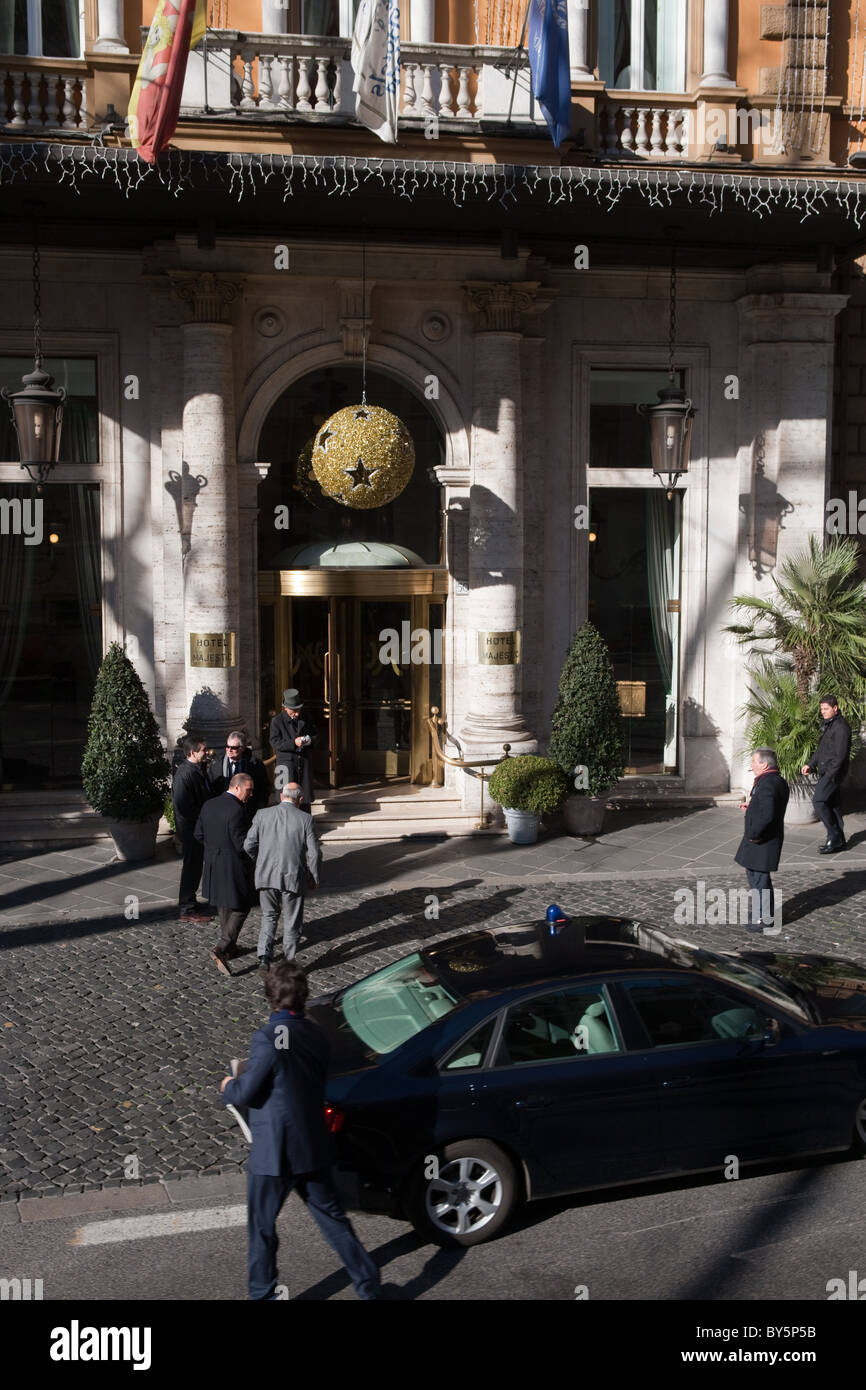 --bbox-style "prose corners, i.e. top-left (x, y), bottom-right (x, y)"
top-left (324, 1104), bottom-right (345, 1134)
